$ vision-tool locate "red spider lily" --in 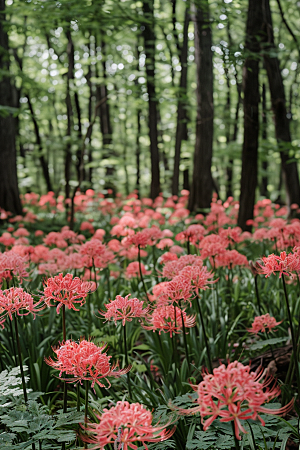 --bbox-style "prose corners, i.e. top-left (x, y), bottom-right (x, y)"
top-left (258, 251), bottom-right (300, 278)
top-left (143, 305), bottom-right (196, 337)
top-left (162, 254), bottom-right (203, 279)
top-left (248, 313), bottom-right (282, 334)
top-left (178, 265), bottom-right (217, 295)
top-left (81, 401), bottom-right (176, 450)
top-left (124, 262), bottom-right (151, 279)
top-left (165, 277), bottom-right (192, 305)
top-left (0, 250), bottom-right (29, 284)
top-left (175, 224), bottom-right (205, 245)
top-left (0, 287), bottom-right (45, 327)
top-left (45, 339), bottom-right (130, 389)
top-left (174, 361), bottom-right (293, 440)
top-left (199, 234), bottom-right (227, 259)
top-left (79, 240), bottom-right (115, 269)
top-left (42, 273), bottom-right (93, 314)
top-left (100, 294), bottom-right (149, 326)
top-left (214, 250), bottom-right (249, 269)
